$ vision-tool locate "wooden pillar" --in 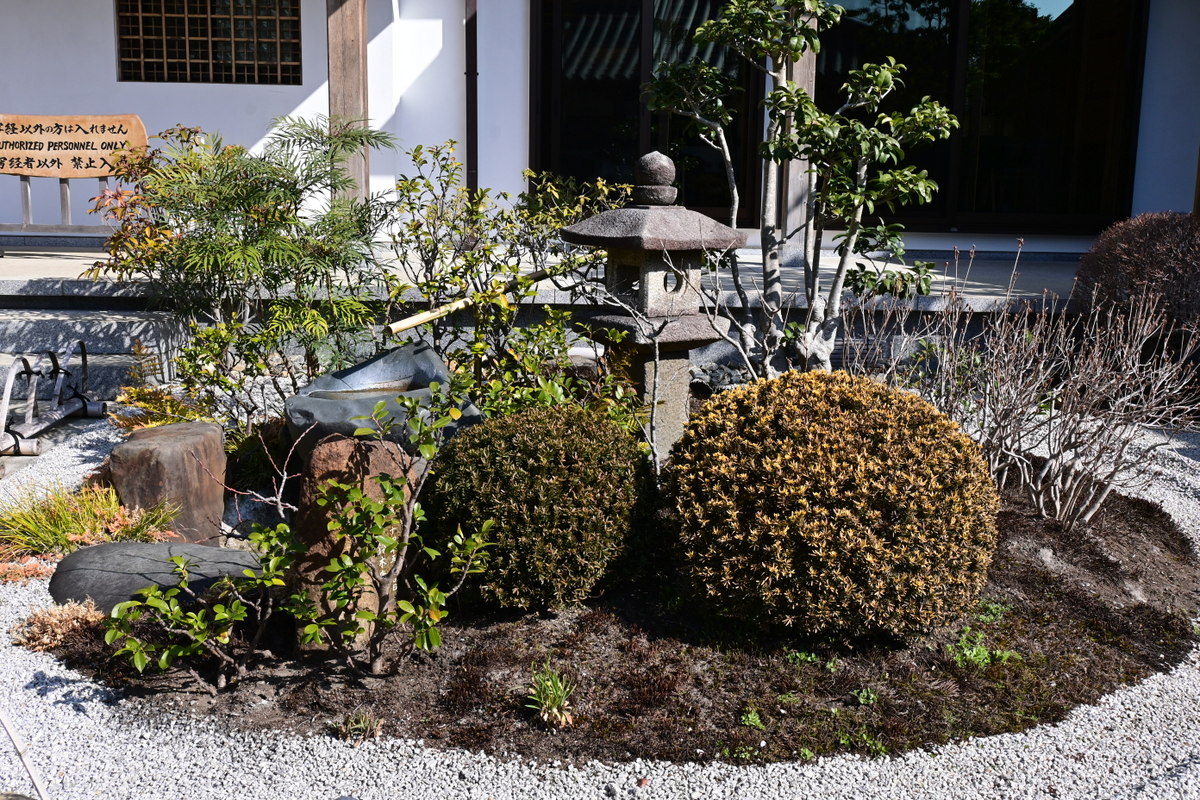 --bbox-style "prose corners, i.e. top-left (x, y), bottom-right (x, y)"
top-left (327, 0), bottom-right (369, 196)
top-left (465, 0), bottom-right (479, 191)
top-left (782, 49), bottom-right (817, 241)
